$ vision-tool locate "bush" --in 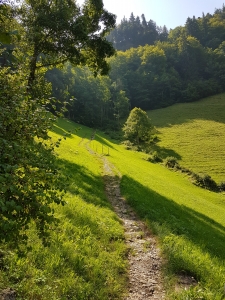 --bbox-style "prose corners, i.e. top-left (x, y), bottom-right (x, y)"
top-left (218, 181), bottom-right (225, 192)
top-left (146, 151), bottom-right (163, 163)
top-left (122, 140), bottom-right (133, 150)
top-left (164, 156), bottom-right (179, 168)
top-left (0, 67), bottom-right (66, 248)
top-left (191, 173), bottom-right (218, 192)
top-left (123, 107), bottom-right (152, 144)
